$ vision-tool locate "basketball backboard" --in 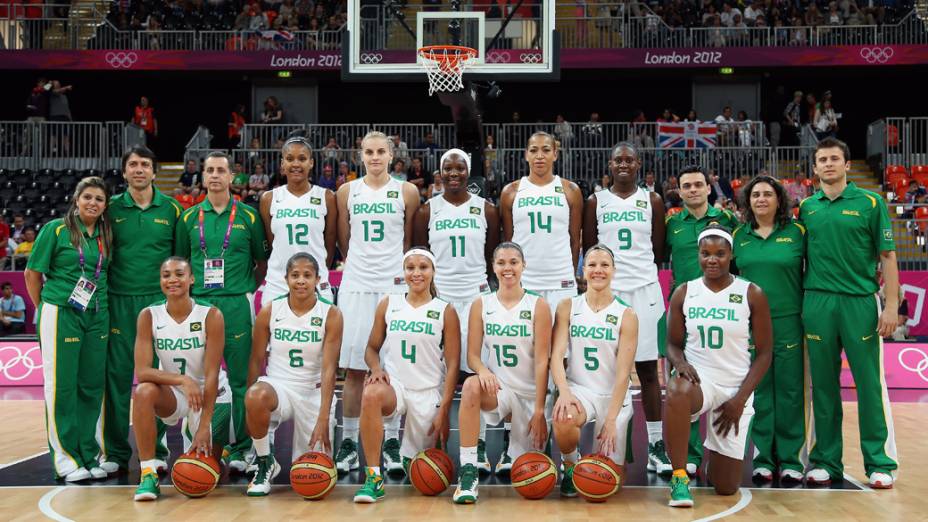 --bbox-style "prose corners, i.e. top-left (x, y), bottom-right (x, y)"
top-left (343, 0), bottom-right (559, 83)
